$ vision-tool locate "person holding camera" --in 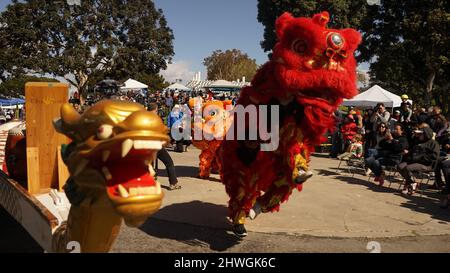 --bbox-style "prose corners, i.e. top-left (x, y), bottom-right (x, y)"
top-left (370, 103), bottom-right (391, 132)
